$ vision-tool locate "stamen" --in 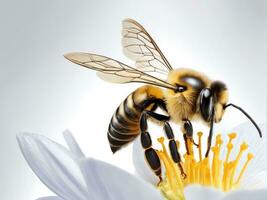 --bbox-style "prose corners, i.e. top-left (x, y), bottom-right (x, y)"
top-left (222, 161), bottom-right (234, 192)
top-left (225, 133), bottom-right (236, 163)
top-left (216, 134), bottom-right (223, 148)
top-left (197, 132), bottom-right (203, 161)
top-left (153, 131), bottom-right (254, 199)
top-left (203, 158), bottom-right (211, 186)
top-left (212, 134), bottom-right (223, 188)
top-left (157, 137), bottom-right (184, 200)
top-left (183, 154), bottom-right (189, 186)
top-left (188, 155), bottom-right (195, 183)
top-left (157, 138), bottom-right (183, 188)
top-left (187, 138), bottom-right (194, 156)
top-left (176, 140), bottom-right (180, 149)
top-left (211, 146), bottom-right (220, 187)
top-left (229, 142), bottom-right (248, 188)
top-left (235, 153), bottom-right (254, 185)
